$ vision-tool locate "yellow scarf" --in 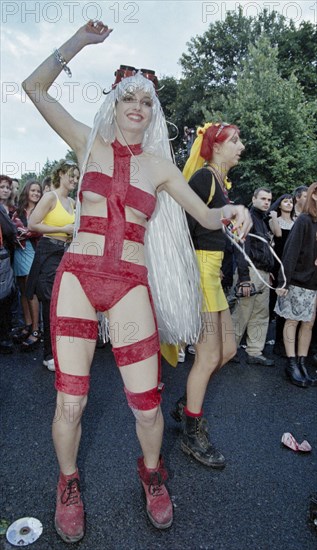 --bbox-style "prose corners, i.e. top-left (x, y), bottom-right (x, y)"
top-left (183, 123), bottom-right (213, 181)
top-left (182, 122), bottom-right (232, 190)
